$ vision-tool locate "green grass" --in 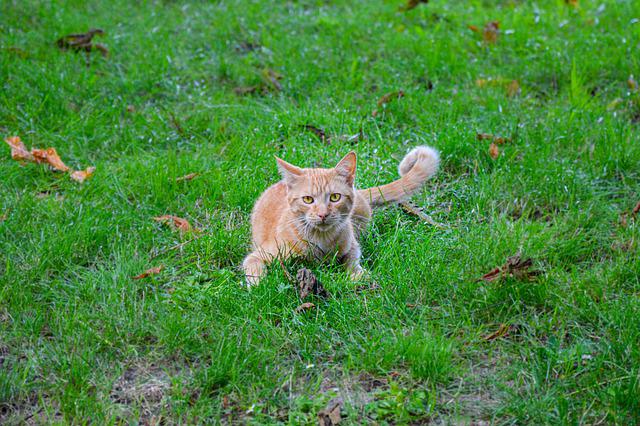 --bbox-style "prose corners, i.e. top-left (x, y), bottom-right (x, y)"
top-left (1, 0), bottom-right (640, 423)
